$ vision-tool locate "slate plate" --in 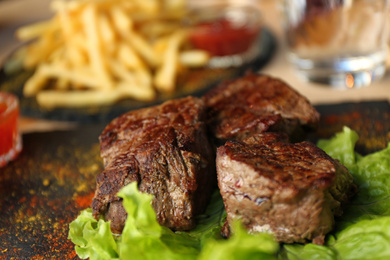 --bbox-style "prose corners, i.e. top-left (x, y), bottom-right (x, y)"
top-left (0, 101), bottom-right (390, 259)
top-left (0, 29), bottom-right (276, 124)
